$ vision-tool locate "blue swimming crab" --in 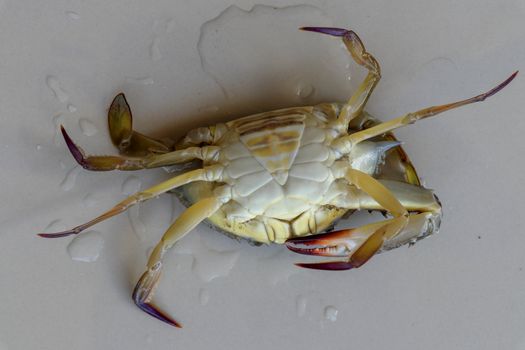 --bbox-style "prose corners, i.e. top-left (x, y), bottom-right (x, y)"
top-left (39, 27), bottom-right (517, 328)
